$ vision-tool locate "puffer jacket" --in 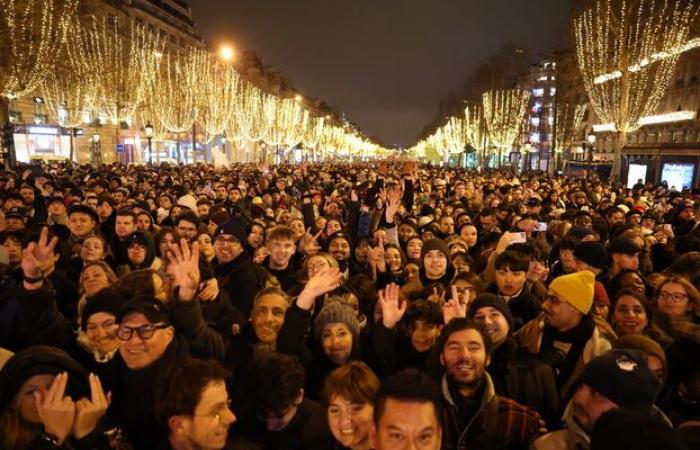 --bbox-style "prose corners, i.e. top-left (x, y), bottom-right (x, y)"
top-left (514, 314), bottom-right (616, 400)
